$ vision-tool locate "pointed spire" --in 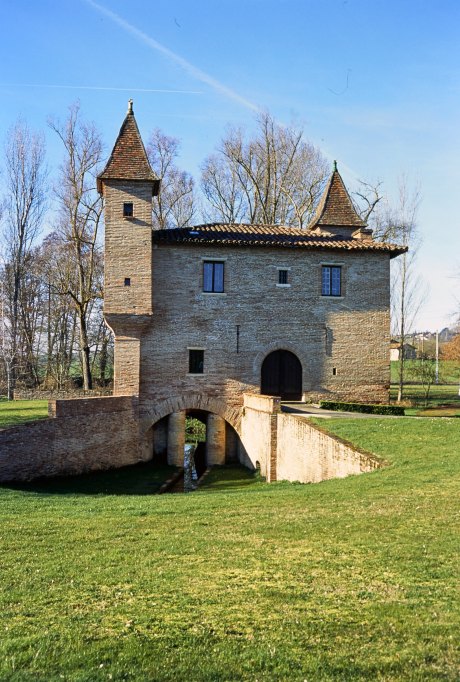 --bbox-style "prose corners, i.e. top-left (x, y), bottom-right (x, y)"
top-left (308, 162), bottom-right (366, 231)
top-left (97, 100), bottom-right (160, 195)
